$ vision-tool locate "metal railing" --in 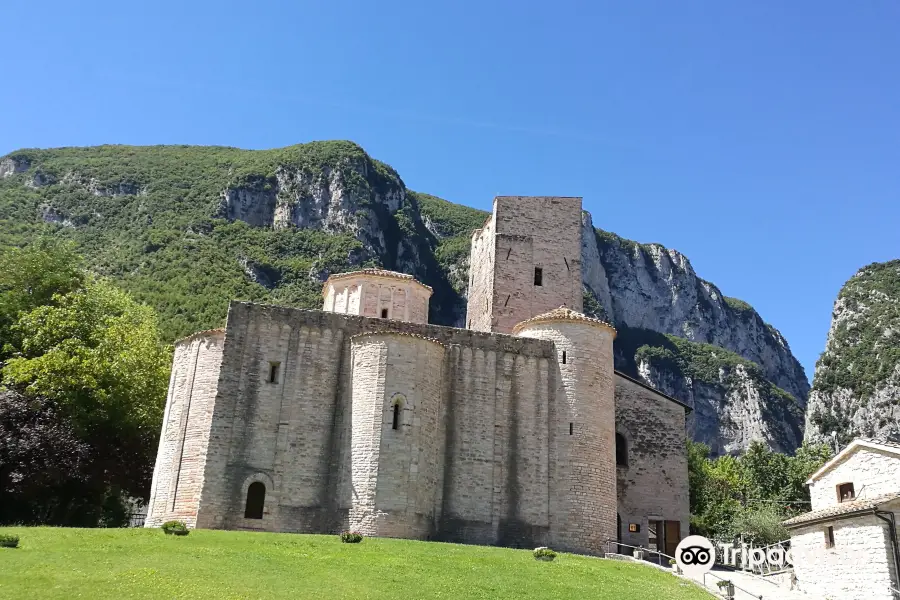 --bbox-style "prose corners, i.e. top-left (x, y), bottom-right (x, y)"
top-left (603, 539), bottom-right (674, 567)
top-left (746, 539), bottom-right (792, 576)
top-left (604, 540), bottom-right (764, 599)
